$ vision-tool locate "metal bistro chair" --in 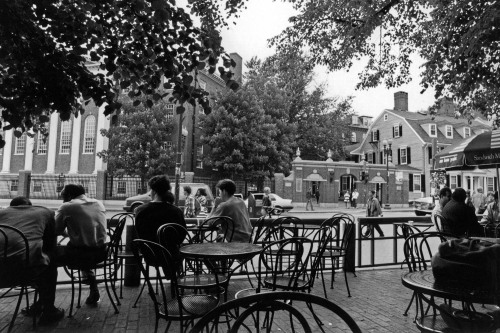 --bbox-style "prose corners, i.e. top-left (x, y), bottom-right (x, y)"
top-left (191, 291), bottom-right (362, 333)
top-left (132, 240), bottom-right (220, 333)
top-left (403, 231), bottom-right (458, 330)
top-left (64, 214), bottom-right (127, 317)
top-left (0, 224), bottom-right (38, 332)
top-left (316, 214), bottom-right (356, 297)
